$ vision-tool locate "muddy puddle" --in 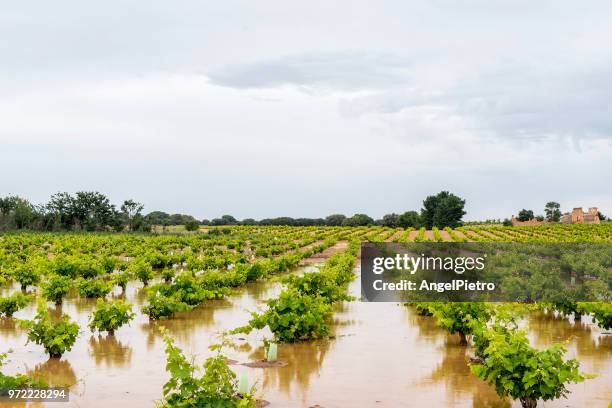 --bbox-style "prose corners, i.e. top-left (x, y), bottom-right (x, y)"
top-left (1, 266), bottom-right (611, 407)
